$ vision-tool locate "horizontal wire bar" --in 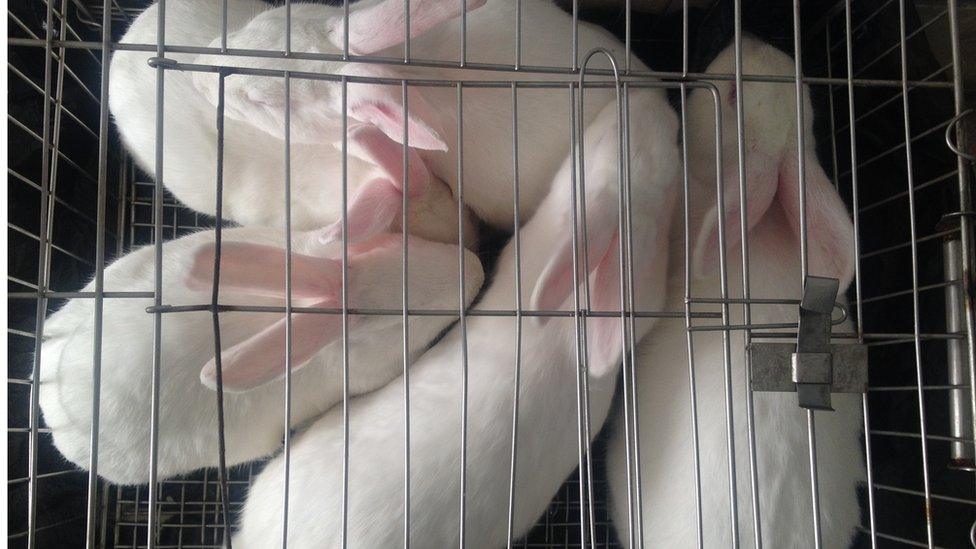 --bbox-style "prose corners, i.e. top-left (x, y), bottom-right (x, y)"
top-left (8, 468), bottom-right (85, 485)
top-left (845, 115), bottom-right (954, 174)
top-left (857, 169), bottom-right (958, 213)
top-left (835, 63), bottom-right (953, 136)
top-left (8, 291), bottom-right (156, 299)
top-left (852, 9), bottom-right (947, 79)
top-left (8, 114), bottom-right (100, 184)
top-left (3, 37), bottom-right (957, 89)
top-left (860, 280), bottom-right (956, 304)
top-left (859, 528), bottom-right (948, 549)
top-left (148, 303), bottom-right (720, 319)
top-left (8, 222), bottom-right (95, 267)
top-left (8, 168), bottom-right (120, 234)
top-left (860, 228), bottom-right (955, 260)
top-left (870, 429), bottom-right (973, 444)
top-left (873, 483), bottom-right (976, 506)
top-left (6, 514), bottom-right (85, 540)
top-left (8, 328), bottom-right (37, 339)
top-left (869, 384), bottom-right (970, 392)
top-left (8, 63), bottom-right (100, 139)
